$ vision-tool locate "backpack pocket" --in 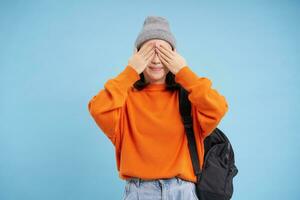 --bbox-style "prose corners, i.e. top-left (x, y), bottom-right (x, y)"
top-left (195, 143), bottom-right (233, 200)
top-left (224, 164), bottom-right (238, 197)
